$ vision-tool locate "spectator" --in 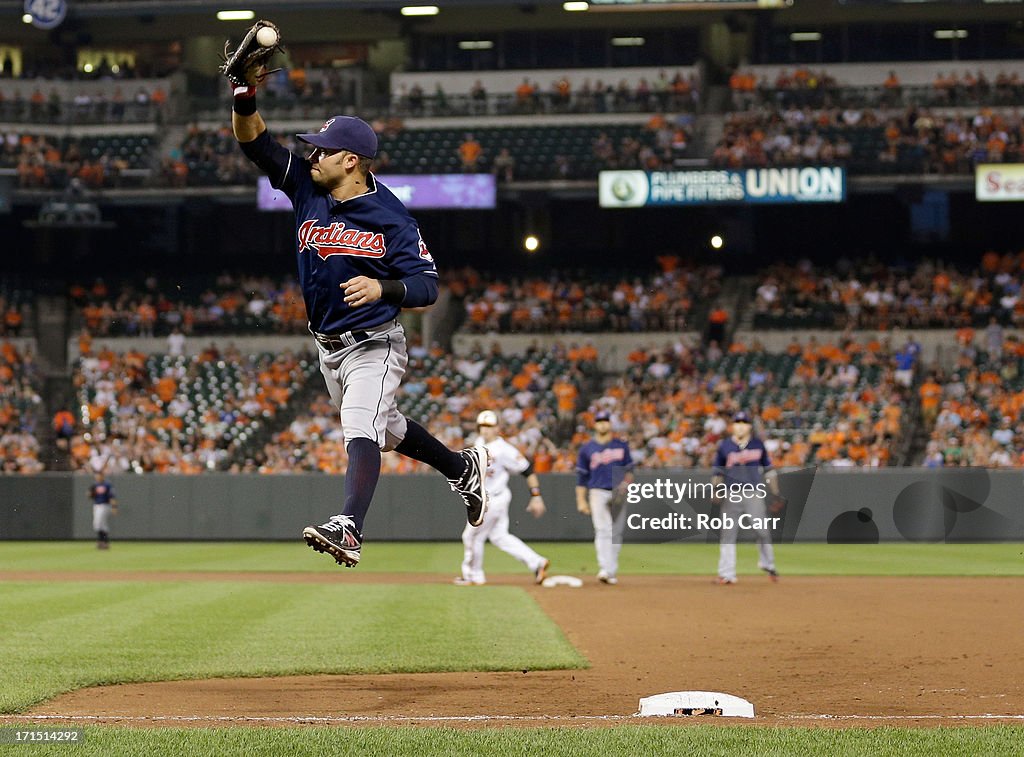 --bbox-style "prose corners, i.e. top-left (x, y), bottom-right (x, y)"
top-left (458, 133), bottom-right (483, 173)
top-left (53, 408), bottom-right (75, 450)
top-left (167, 327), bottom-right (186, 357)
top-left (706, 307), bottom-right (729, 346)
top-left (470, 80), bottom-right (487, 115)
top-left (491, 147), bottom-right (515, 183)
top-left (515, 78), bottom-right (536, 113)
